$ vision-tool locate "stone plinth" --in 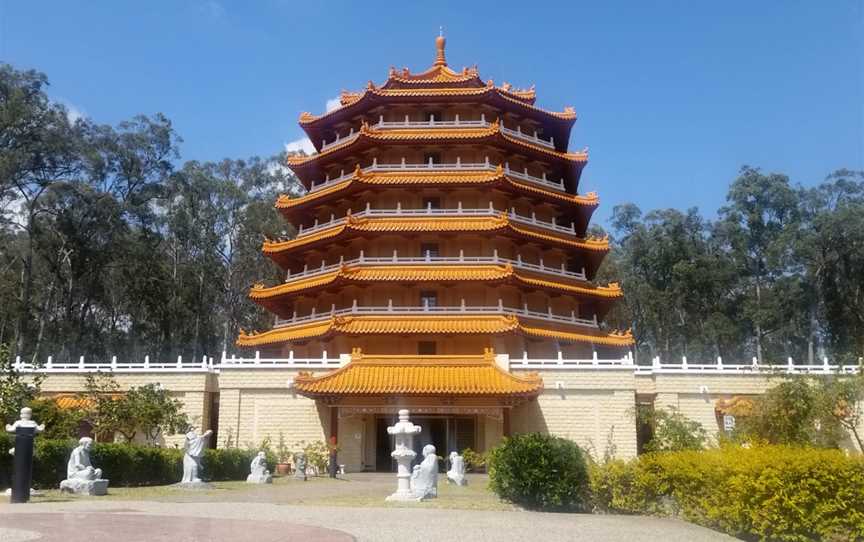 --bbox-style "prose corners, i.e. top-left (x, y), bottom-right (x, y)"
top-left (59, 478), bottom-right (109, 496)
